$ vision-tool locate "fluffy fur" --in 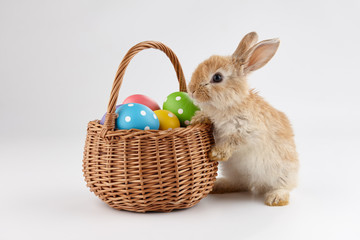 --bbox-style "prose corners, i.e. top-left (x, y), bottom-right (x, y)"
top-left (188, 32), bottom-right (299, 206)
